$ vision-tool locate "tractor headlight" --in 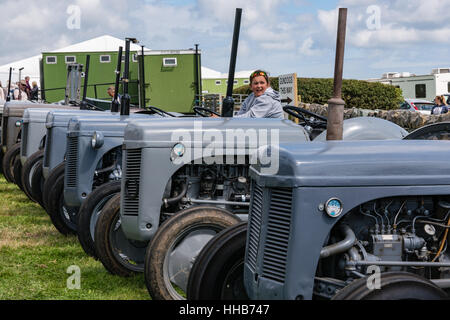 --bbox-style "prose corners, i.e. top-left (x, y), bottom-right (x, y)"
top-left (91, 131), bottom-right (104, 149)
top-left (170, 143), bottom-right (185, 161)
